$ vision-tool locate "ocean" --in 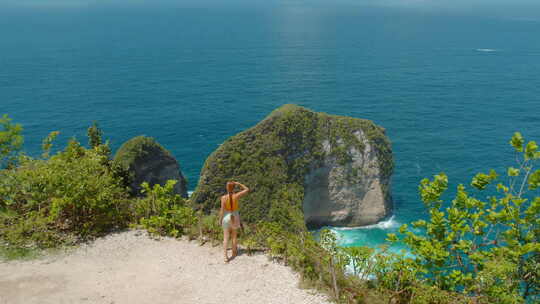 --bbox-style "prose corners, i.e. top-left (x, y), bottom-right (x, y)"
top-left (2, 2), bottom-right (540, 249)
